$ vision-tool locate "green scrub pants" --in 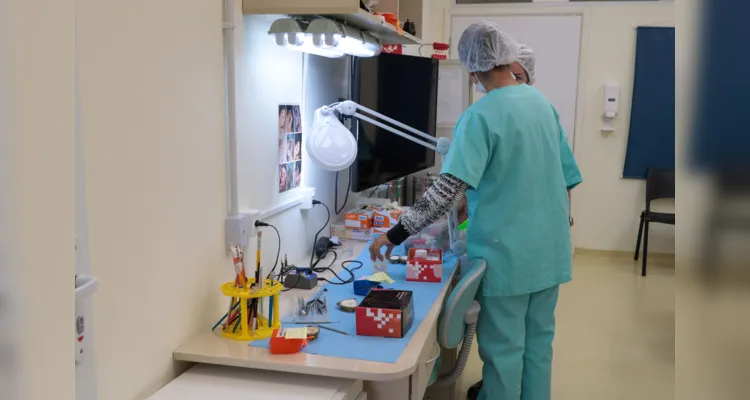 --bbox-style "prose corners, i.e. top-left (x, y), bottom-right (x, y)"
top-left (477, 285), bottom-right (560, 400)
